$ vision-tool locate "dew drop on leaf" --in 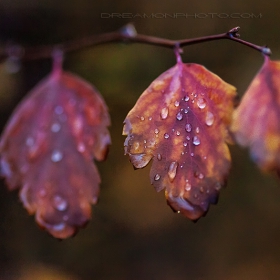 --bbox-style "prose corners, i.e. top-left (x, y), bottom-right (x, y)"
top-left (205, 111), bottom-right (214, 126)
top-left (160, 108), bottom-right (169, 119)
top-left (164, 133), bottom-right (170, 139)
top-left (168, 161), bottom-right (178, 182)
top-left (176, 112), bottom-right (183, 121)
top-left (154, 174), bottom-right (161, 181)
top-left (197, 97), bottom-right (206, 109)
top-left (51, 150), bottom-right (63, 162)
top-left (192, 136), bottom-right (201, 146)
top-left (185, 123), bottom-right (192, 132)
